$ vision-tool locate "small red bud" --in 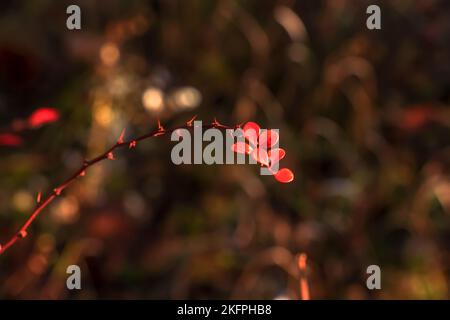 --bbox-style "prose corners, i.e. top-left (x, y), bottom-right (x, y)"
top-left (117, 128), bottom-right (126, 144)
top-left (212, 118), bottom-right (226, 128)
top-left (154, 119), bottom-right (165, 136)
top-left (107, 152), bottom-right (115, 160)
top-left (129, 140), bottom-right (137, 149)
top-left (54, 188), bottom-right (62, 196)
top-left (186, 115), bottom-right (197, 127)
top-left (157, 119), bottom-right (164, 131)
top-left (79, 170), bottom-right (86, 177)
top-left (18, 230), bottom-right (28, 238)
